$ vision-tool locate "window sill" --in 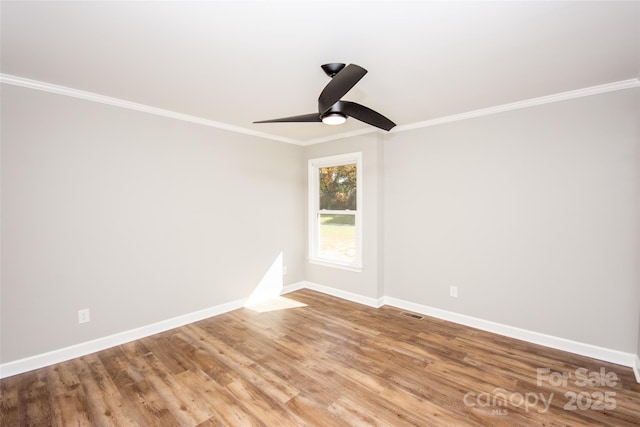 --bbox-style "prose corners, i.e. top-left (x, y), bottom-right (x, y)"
top-left (307, 258), bottom-right (362, 272)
